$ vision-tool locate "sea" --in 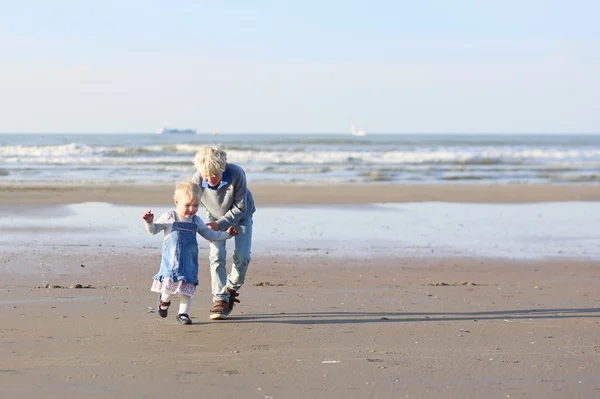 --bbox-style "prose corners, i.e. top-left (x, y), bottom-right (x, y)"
top-left (1, 133), bottom-right (599, 186)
